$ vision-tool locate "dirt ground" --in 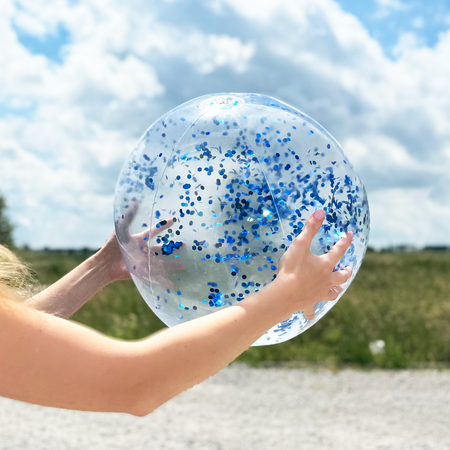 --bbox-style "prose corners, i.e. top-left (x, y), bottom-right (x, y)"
top-left (1, 364), bottom-right (449, 450)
